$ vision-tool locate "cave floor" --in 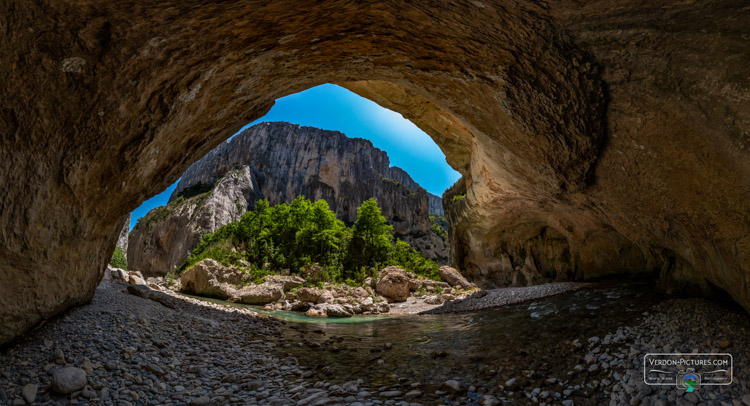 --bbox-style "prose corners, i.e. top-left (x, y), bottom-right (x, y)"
top-left (1, 282), bottom-right (749, 405)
